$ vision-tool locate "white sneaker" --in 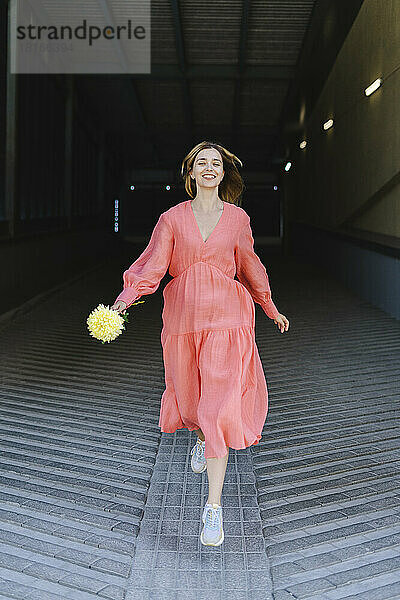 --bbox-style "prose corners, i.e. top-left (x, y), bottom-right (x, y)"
top-left (200, 502), bottom-right (224, 546)
top-left (190, 438), bottom-right (206, 473)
